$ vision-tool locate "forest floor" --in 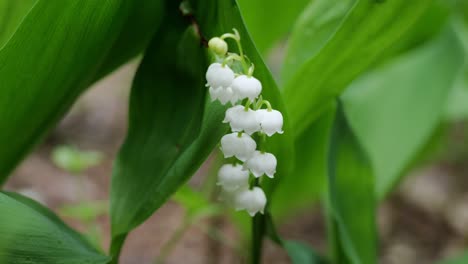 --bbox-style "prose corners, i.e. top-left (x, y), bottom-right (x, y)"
top-left (4, 62), bottom-right (468, 264)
